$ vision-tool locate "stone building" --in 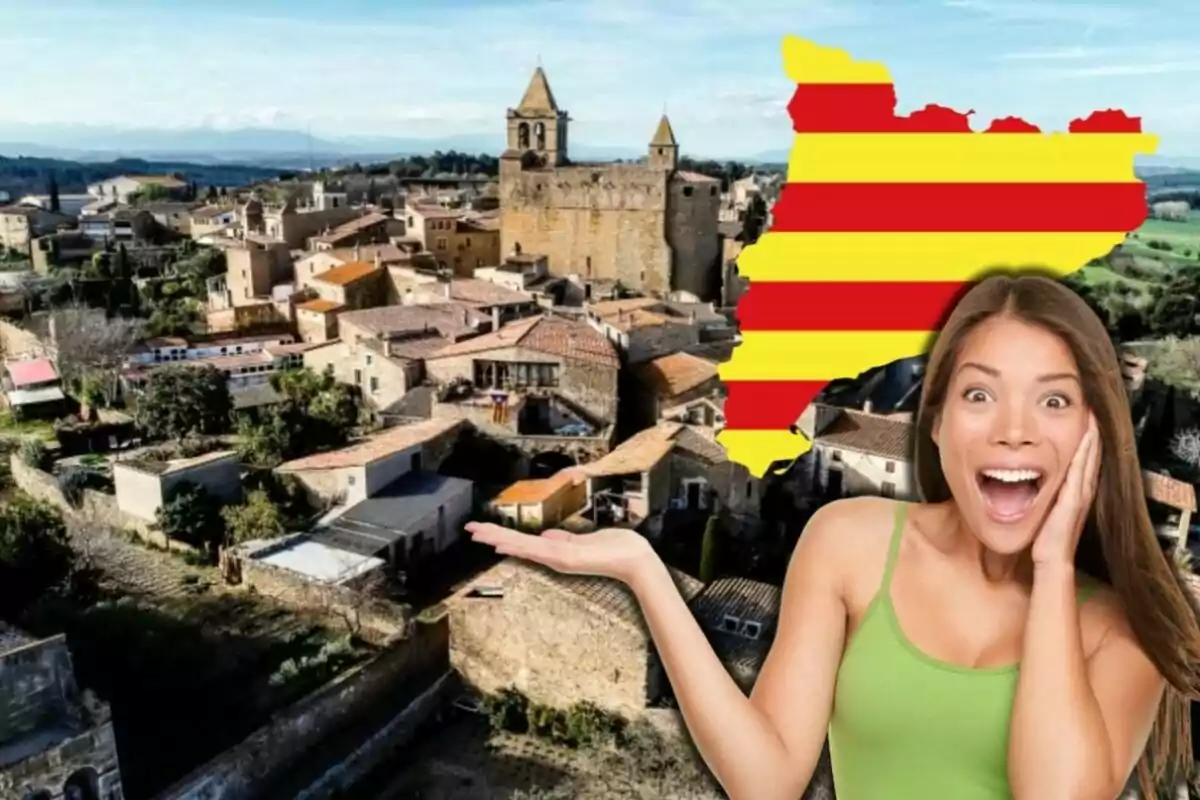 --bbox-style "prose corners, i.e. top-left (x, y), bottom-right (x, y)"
top-left (0, 624), bottom-right (125, 800)
top-left (447, 558), bottom-right (704, 718)
top-left (498, 68), bottom-right (722, 302)
top-left (423, 314), bottom-right (620, 469)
